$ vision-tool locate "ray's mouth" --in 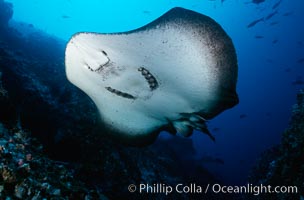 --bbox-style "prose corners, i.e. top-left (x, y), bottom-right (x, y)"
top-left (105, 86), bottom-right (136, 99)
top-left (105, 67), bottom-right (159, 100)
top-left (84, 49), bottom-right (159, 100)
